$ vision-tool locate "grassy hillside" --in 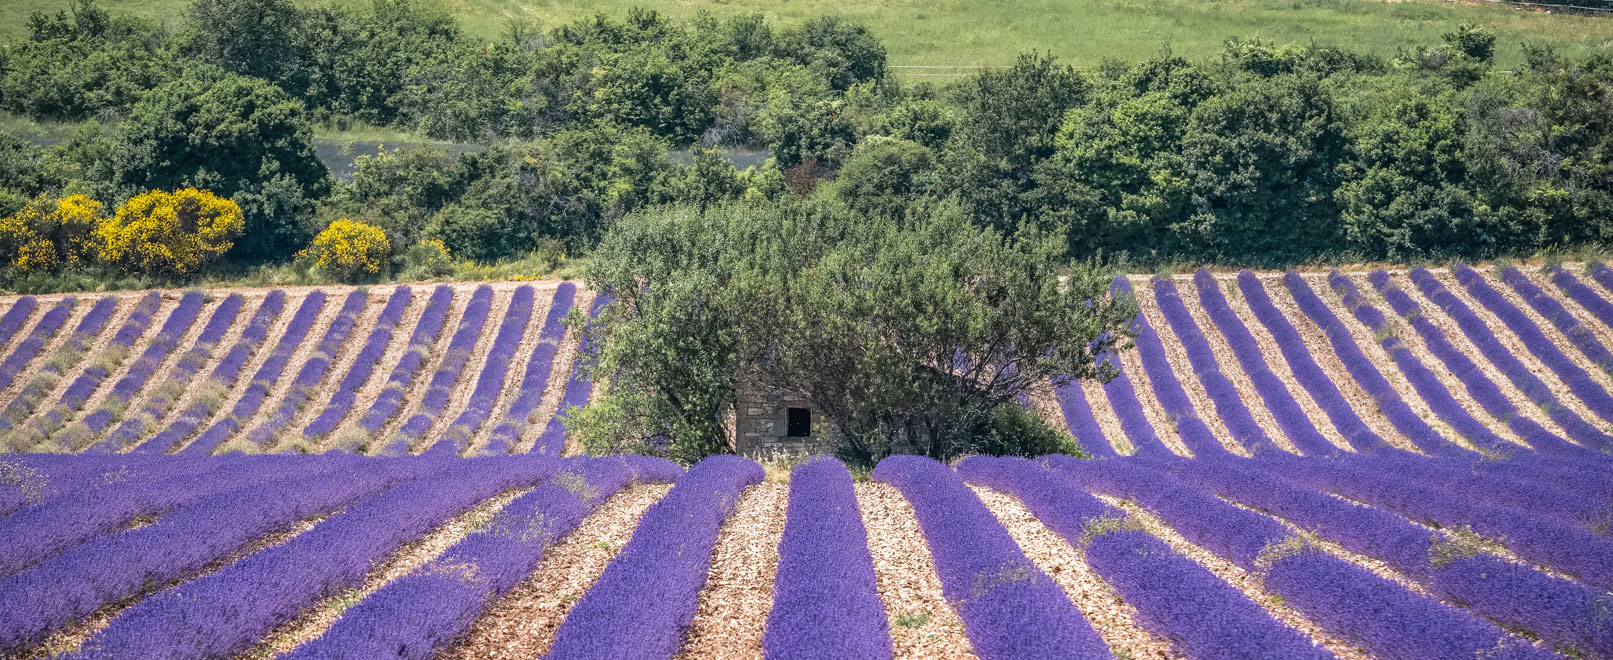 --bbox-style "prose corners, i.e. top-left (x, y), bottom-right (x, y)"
top-left (7, 0), bottom-right (1613, 68)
